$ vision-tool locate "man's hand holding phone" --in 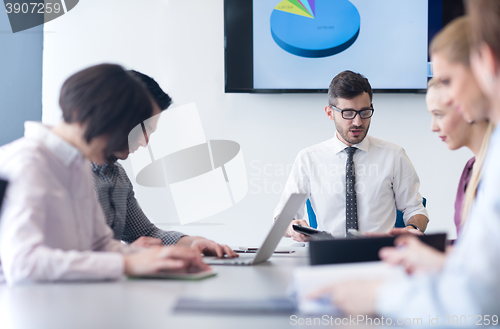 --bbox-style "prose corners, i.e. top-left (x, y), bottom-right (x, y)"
top-left (285, 219), bottom-right (310, 242)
